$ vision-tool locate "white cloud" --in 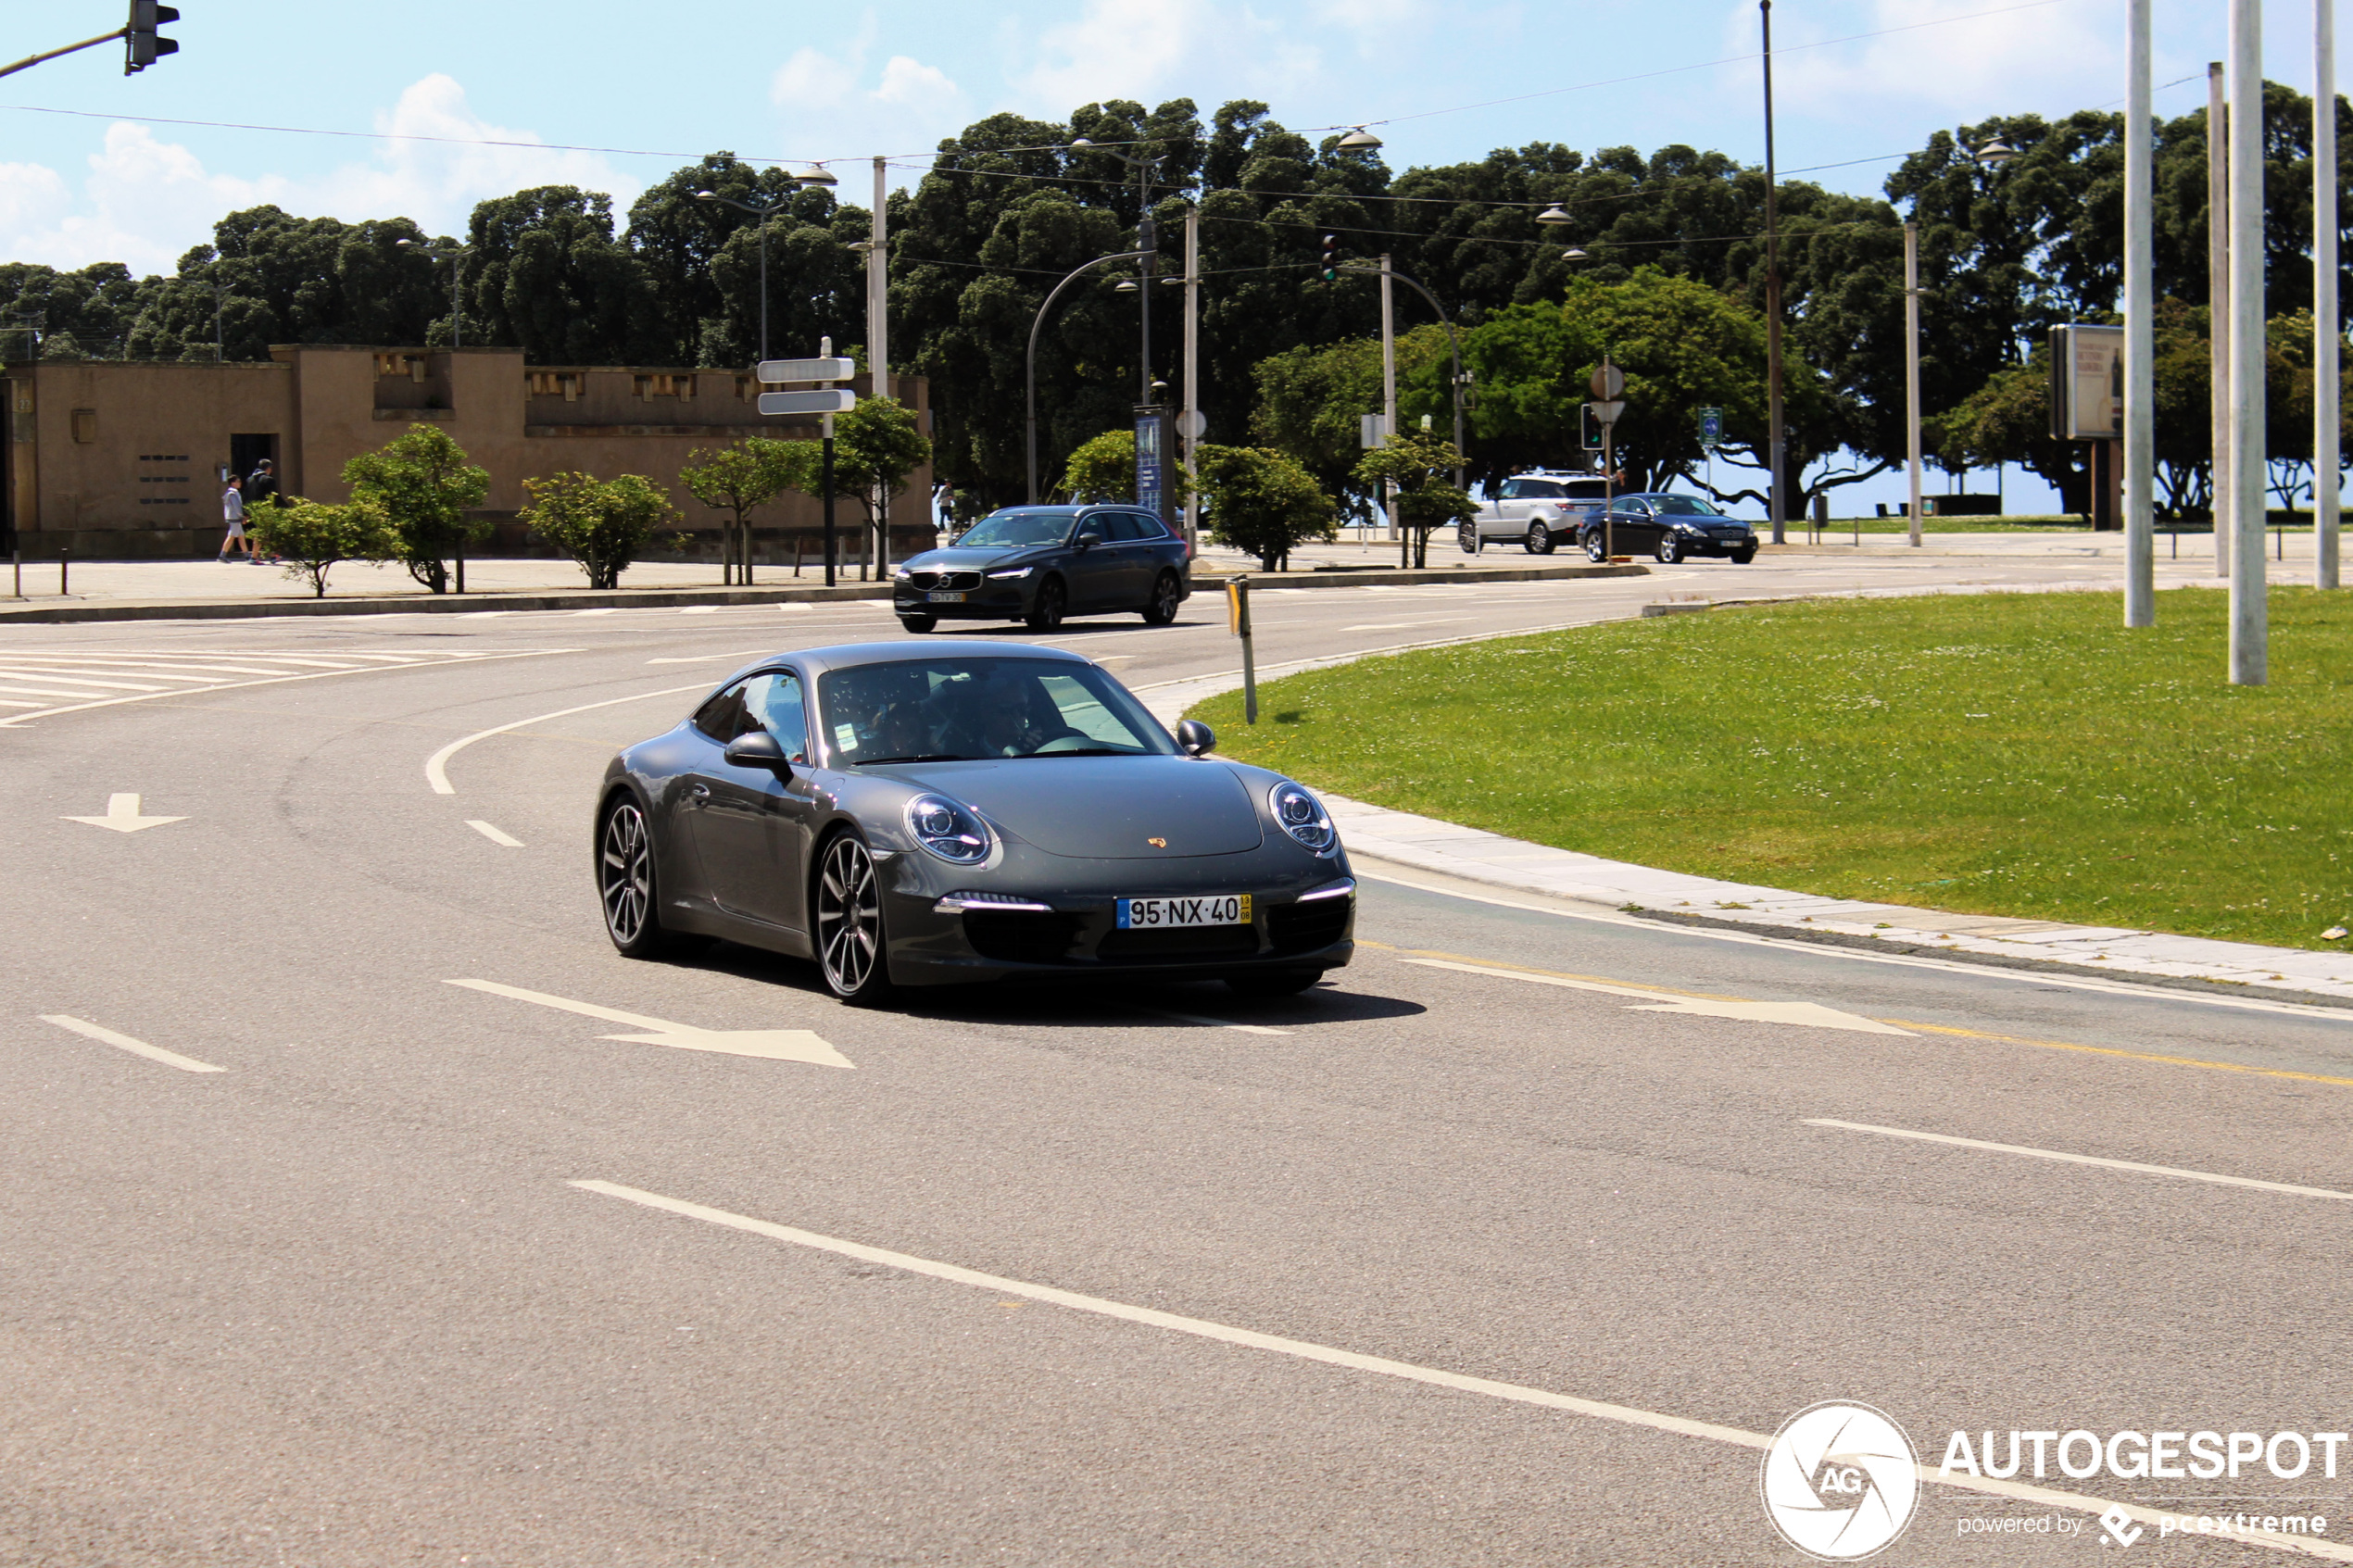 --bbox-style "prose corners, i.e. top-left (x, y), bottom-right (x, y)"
top-left (772, 38), bottom-right (972, 165)
top-left (1740, 0), bottom-right (2120, 126)
top-left (1011, 0), bottom-right (1323, 116)
top-left (0, 75), bottom-right (642, 277)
